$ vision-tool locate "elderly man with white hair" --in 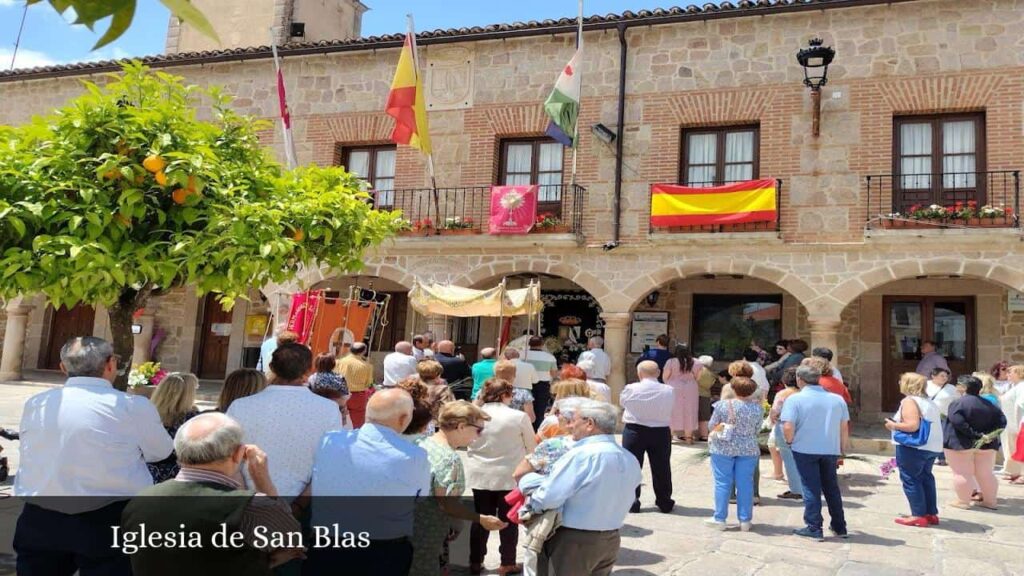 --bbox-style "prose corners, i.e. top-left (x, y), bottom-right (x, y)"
top-left (307, 388), bottom-right (431, 576)
top-left (122, 412), bottom-right (302, 574)
top-left (382, 341), bottom-right (418, 387)
top-left (526, 399), bottom-right (641, 576)
top-left (577, 336), bottom-right (612, 382)
top-left (620, 360), bottom-right (676, 514)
